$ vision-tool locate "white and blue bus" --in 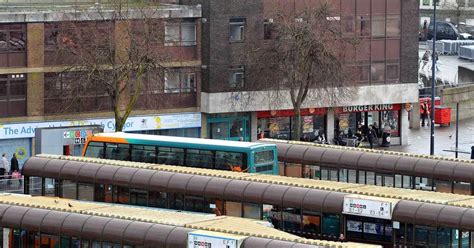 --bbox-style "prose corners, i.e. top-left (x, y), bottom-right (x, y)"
top-left (82, 132), bottom-right (278, 174)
